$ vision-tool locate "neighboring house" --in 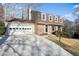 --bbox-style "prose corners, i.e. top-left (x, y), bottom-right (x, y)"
top-left (6, 8), bottom-right (64, 35)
